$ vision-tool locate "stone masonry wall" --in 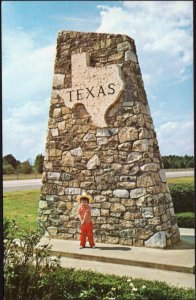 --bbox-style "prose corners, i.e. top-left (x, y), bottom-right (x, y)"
top-left (38, 31), bottom-right (180, 248)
